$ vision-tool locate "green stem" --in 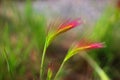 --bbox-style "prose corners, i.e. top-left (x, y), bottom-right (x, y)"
top-left (46, 69), bottom-right (52, 80)
top-left (54, 49), bottom-right (74, 80)
top-left (40, 34), bottom-right (54, 80)
top-left (40, 41), bottom-right (48, 80)
top-left (54, 60), bottom-right (66, 80)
